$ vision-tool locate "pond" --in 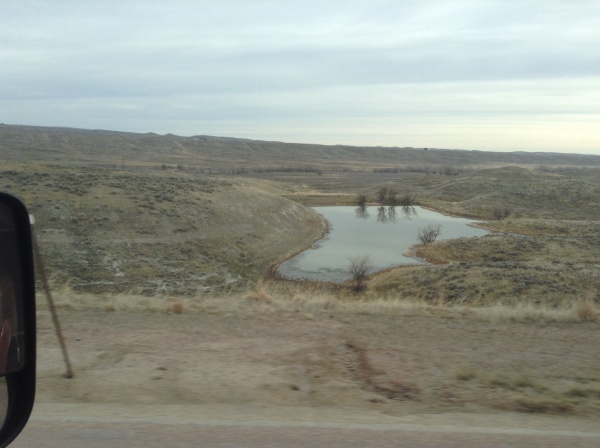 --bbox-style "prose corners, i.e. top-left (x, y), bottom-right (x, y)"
top-left (277, 205), bottom-right (490, 282)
